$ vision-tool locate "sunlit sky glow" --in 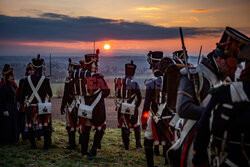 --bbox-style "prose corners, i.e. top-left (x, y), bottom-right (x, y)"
top-left (0, 0), bottom-right (249, 56)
